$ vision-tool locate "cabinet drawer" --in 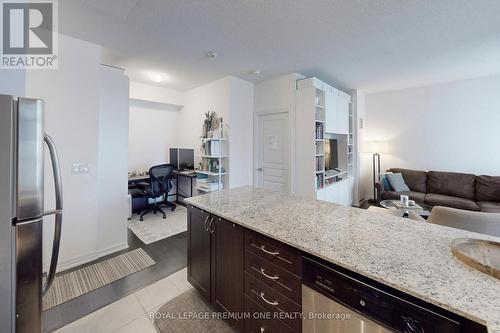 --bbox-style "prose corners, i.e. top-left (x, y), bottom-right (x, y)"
top-left (245, 273), bottom-right (301, 332)
top-left (245, 229), bottom-right (301, 276)
top-left (245, 296), bottom-right (296, 333)
top-left (245, 251), bottom-right (301, 304)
